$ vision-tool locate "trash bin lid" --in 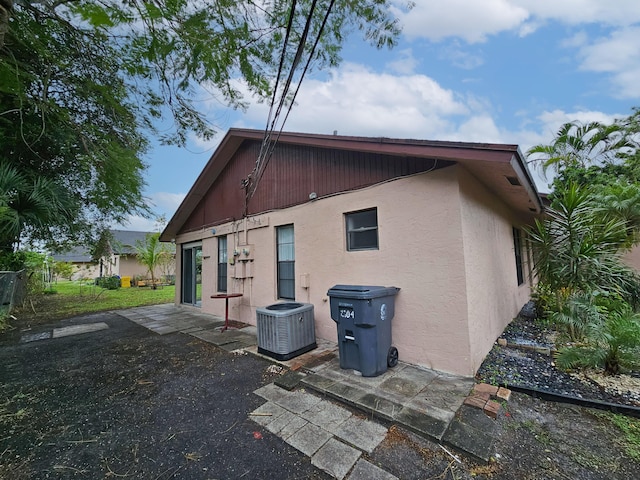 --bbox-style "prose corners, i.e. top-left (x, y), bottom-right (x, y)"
top-left (327, 285), bottom-right (400, 299)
